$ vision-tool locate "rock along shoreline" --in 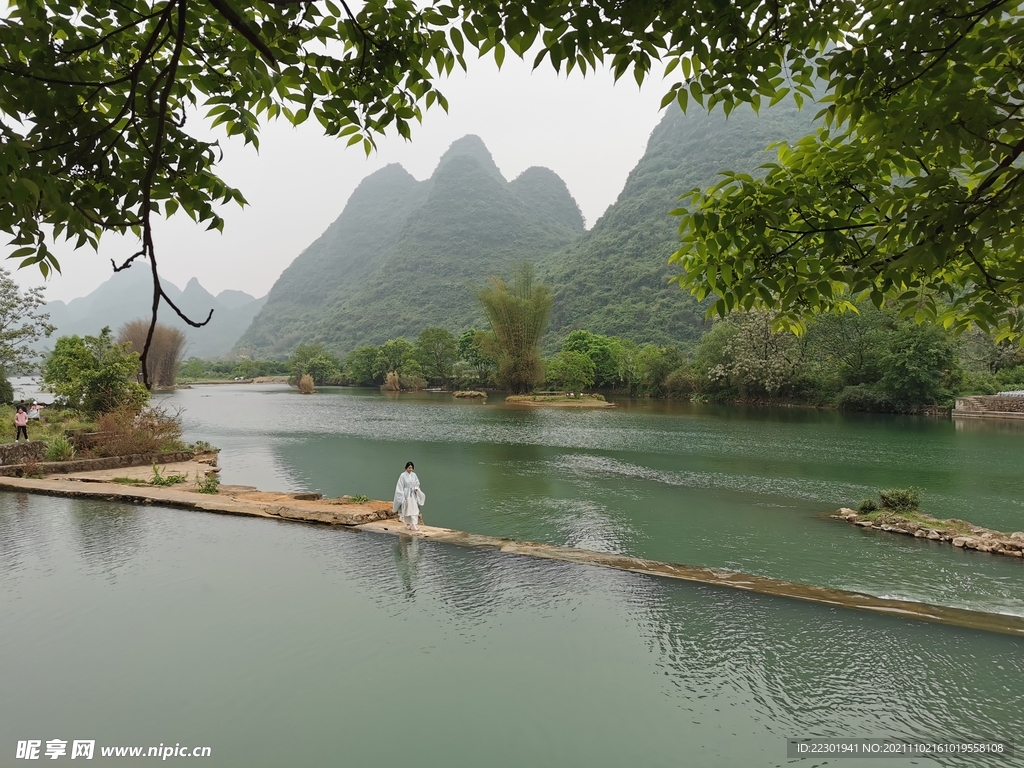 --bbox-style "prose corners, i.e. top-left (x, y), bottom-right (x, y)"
top-left (833, 508), bottom-right (1024, 558)
top-left (2, 463), bottom-right (1024, 637)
